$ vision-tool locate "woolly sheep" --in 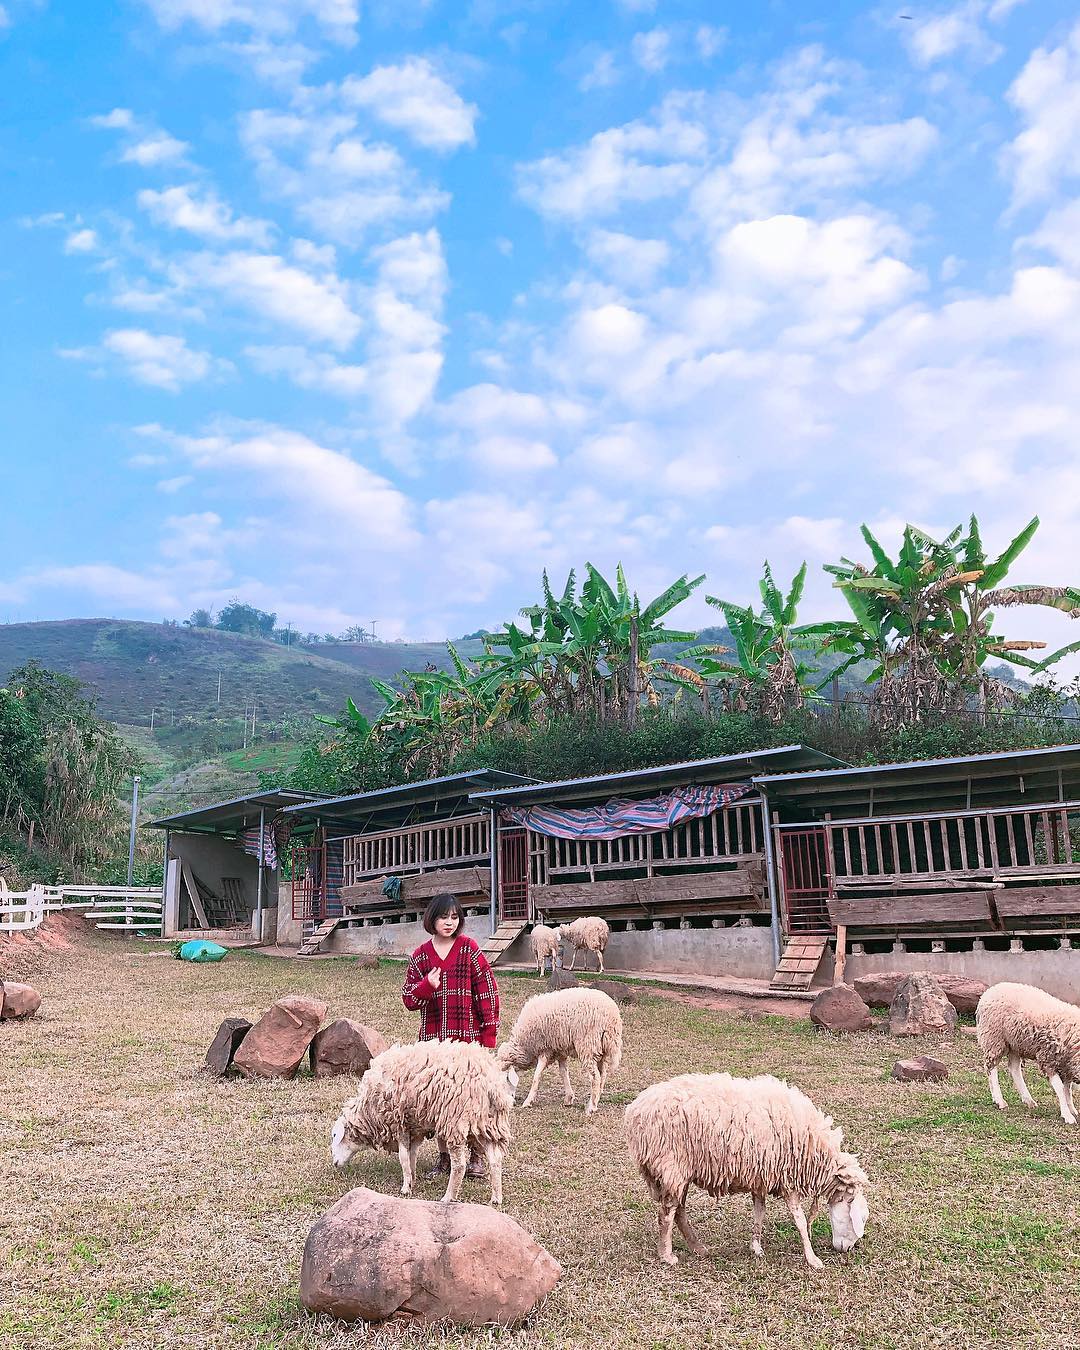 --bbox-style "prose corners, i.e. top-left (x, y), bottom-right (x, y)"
top-left (976, 981), bottom-right (1080, 1125)
top-left (529, 922), bottom-right (561, 977)
top-left (557, 916), bottom-right (610, 972)
top-left (625, 1073), bottom-right (869, 1270)
top-left (330, 1040), bottom-right (518, 1205)
top-left (496, 987), bottom-right (622, 1115)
